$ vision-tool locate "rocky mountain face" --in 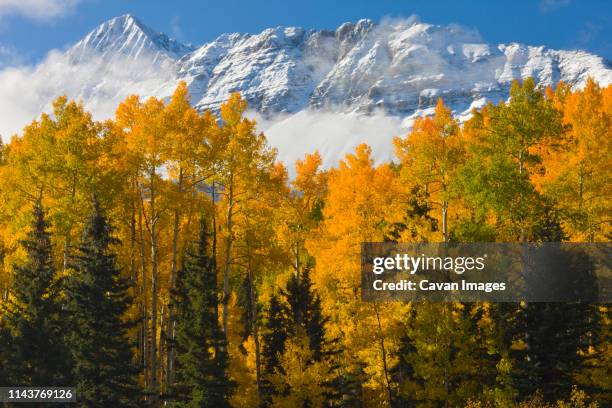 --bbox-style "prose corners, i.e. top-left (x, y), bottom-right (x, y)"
top-left (2, 14), bottom-right (607, 166)
top-left (67, 14), bottom-right (195, 65)
top-left (68, 14), bottom-right (610, 118)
